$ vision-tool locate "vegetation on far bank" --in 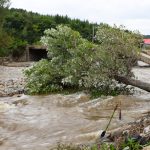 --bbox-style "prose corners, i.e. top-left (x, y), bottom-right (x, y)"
top-left (0, 0), bottom-right (148, 58)
top-left (0, 0), bottom-right (98, 58)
